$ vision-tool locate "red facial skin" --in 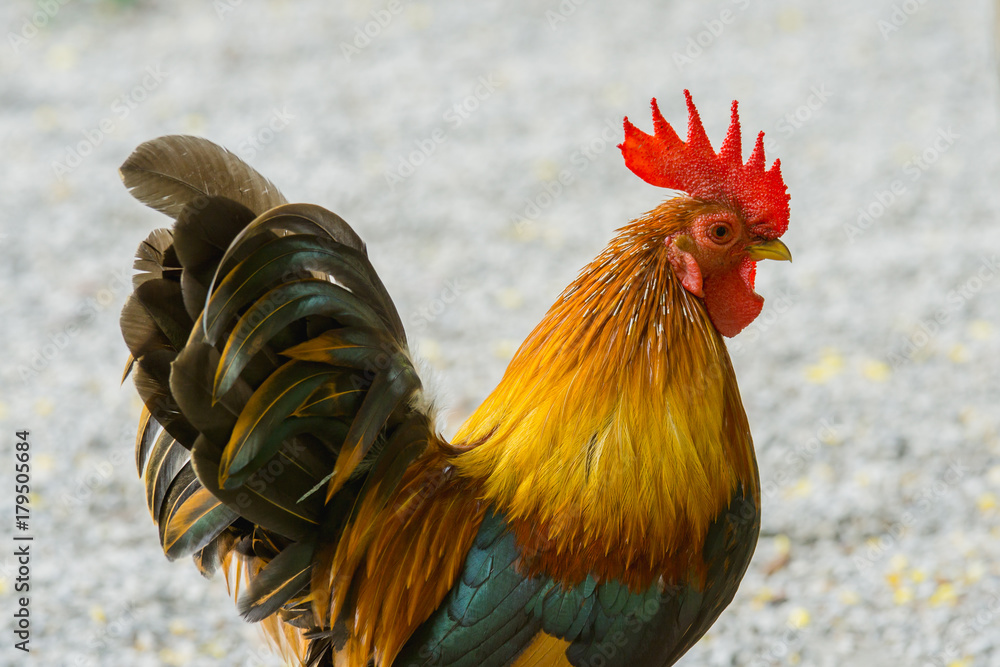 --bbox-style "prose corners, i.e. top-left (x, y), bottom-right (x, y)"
top-left (665, 206), bottom-right (766, 338)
